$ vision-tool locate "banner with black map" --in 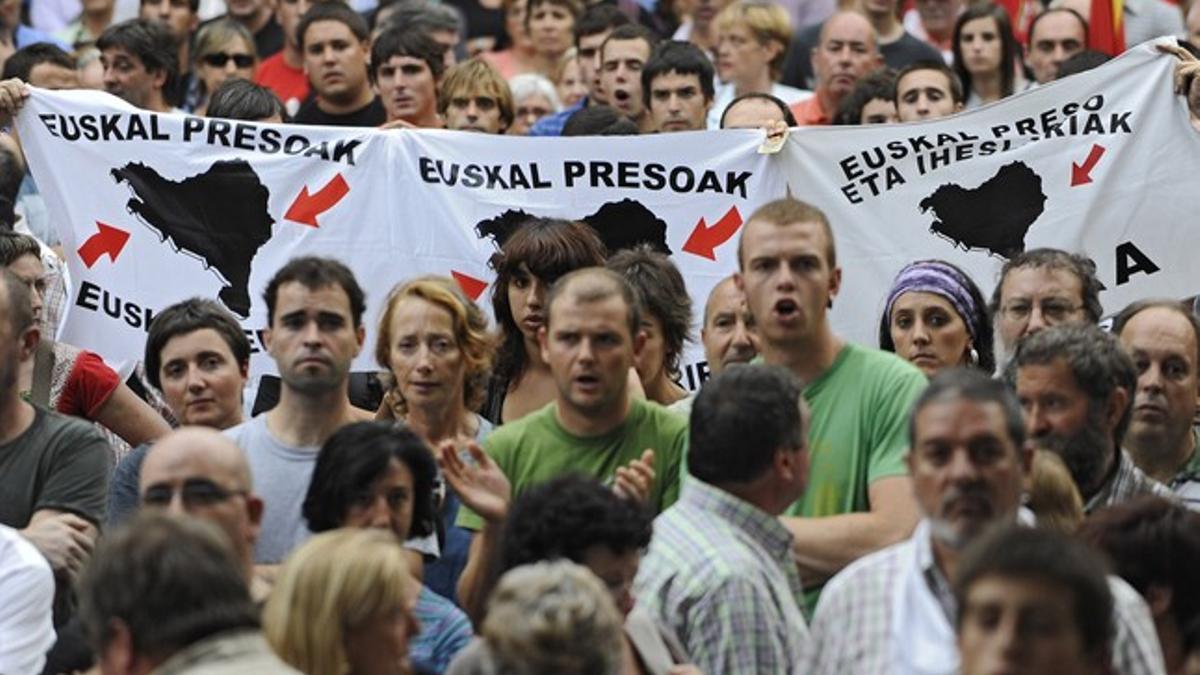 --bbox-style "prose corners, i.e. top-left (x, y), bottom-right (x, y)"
top-left (15, 94), bottom-right (784, 381)
top-left (14, 39), bottom-right (1199, 382)
top-left (779, 38), bottom-right (1200, 351)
